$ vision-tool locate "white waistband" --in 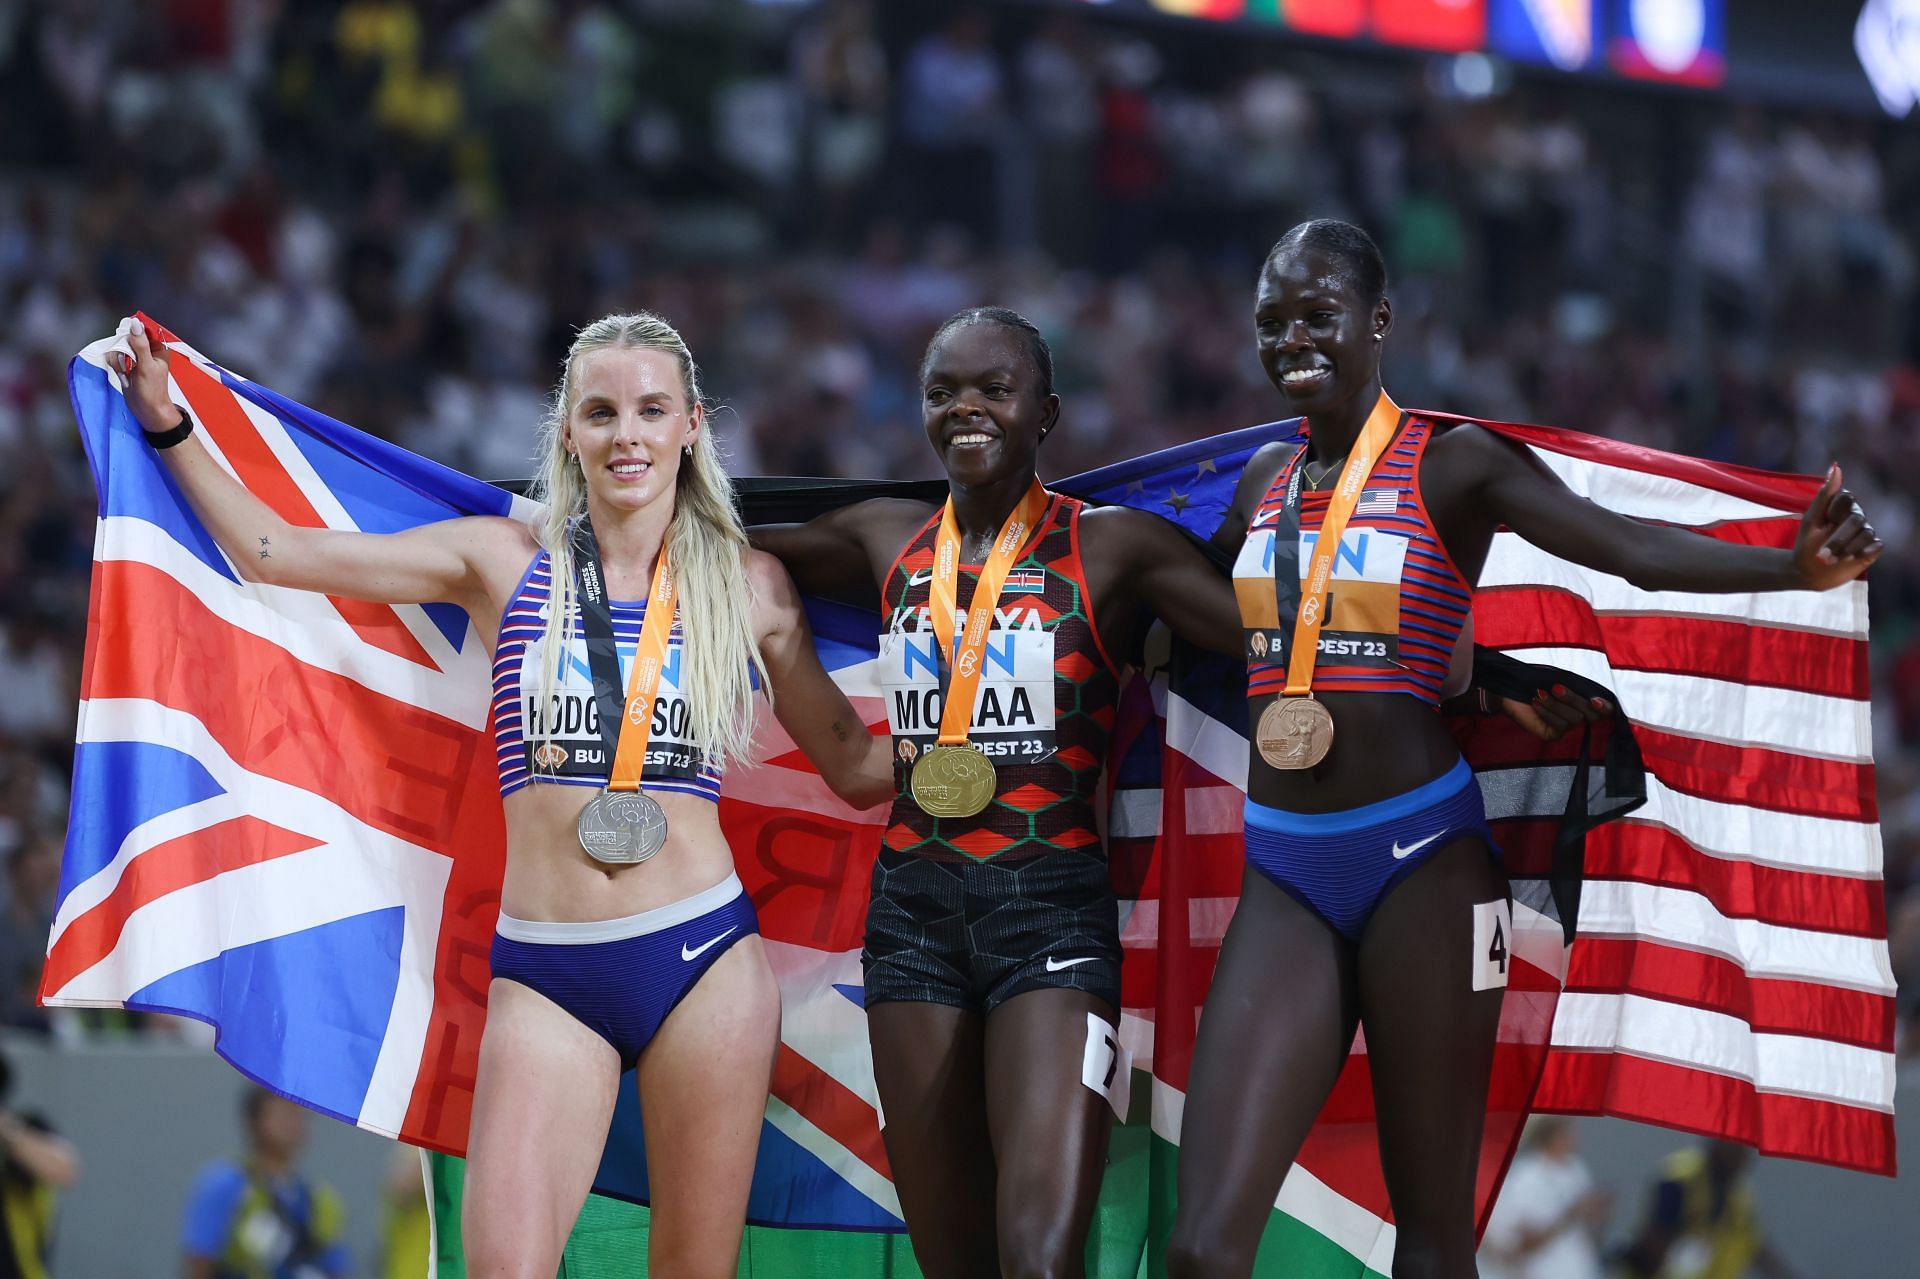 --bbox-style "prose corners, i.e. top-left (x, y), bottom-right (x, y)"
top-left (495, 872), bottom-right (744, 945)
